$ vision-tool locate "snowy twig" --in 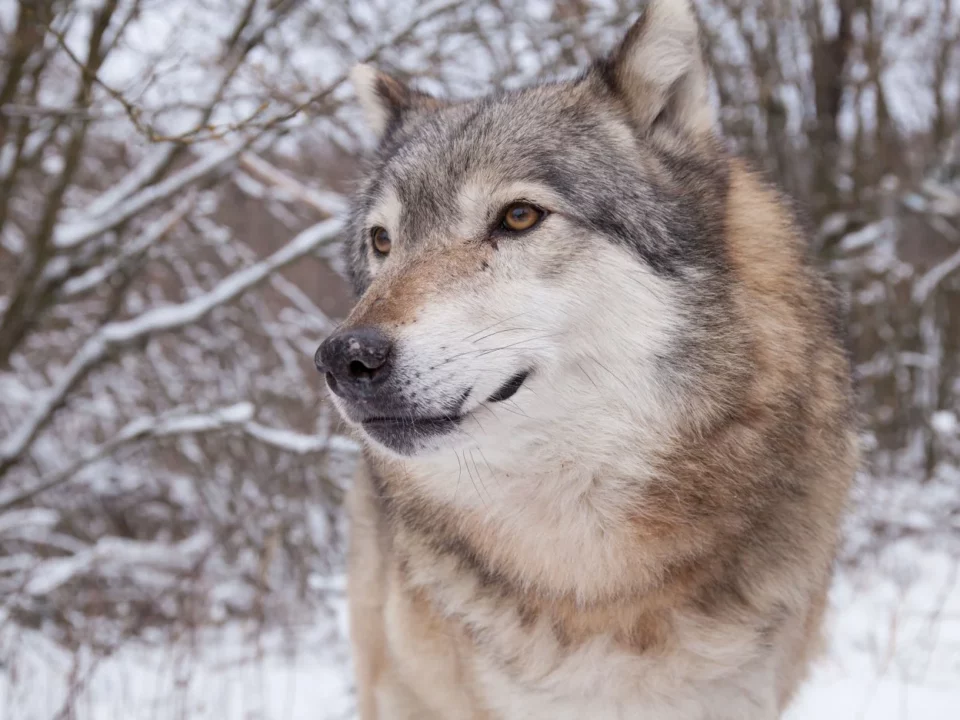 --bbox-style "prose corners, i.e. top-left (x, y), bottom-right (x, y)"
top-left (37, 0), bottom-right (462, 255)
top-left (53, 139), bottom-right (257, 250)
top-left (0, 404), bottom-right (254, 512)
top-left (268, 272), bottom-right (336, 335)
top-left (54, 193), bottom-right (196, 297)
top-left (219, 0), bottom-right (466, 138)
top-left (82, 144), bottom-right (186, 219)
top-left (0, 217), bottom-right (343, 476)
top-left (238, 153), bottom-right (348, 217)
top-left (244, 421), bottom-right (358, 456)
top-left (0, 401), bottom-right (358, 512)
top-left (913, 246), bottom-right (960, 303)
top-left (24, 532), bottom-right (214, 597)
